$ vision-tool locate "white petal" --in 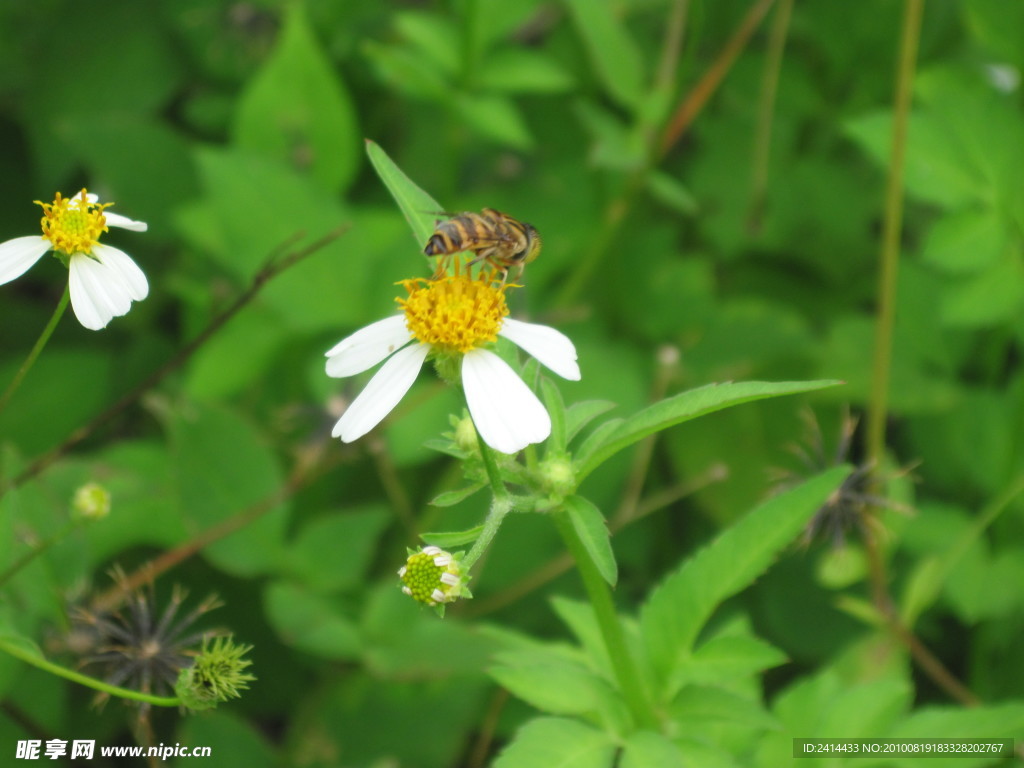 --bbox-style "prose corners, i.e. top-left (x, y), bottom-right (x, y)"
top-left (499, 317), bottom-right (581, 381)
top-left (92, 243), bottom-right (148, 300)
top-left (462, 349), bottom-right (551, 454)
top-left (0, 236), bottom-right (50, 285)
top-left (325, 315), bottom-right (413, 378)
top-left (332, 343), bottom-right (429, 442)
top-left (68, 253), bottom-right (134, 330)
top-left (104, 211), bottom-right (148, 232)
